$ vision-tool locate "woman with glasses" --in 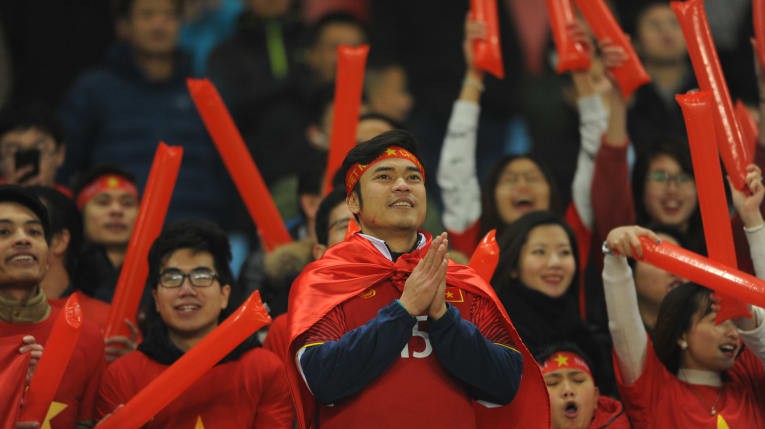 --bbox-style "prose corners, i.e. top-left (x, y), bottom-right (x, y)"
top-left (96, 219), bottom-right (293, 427)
